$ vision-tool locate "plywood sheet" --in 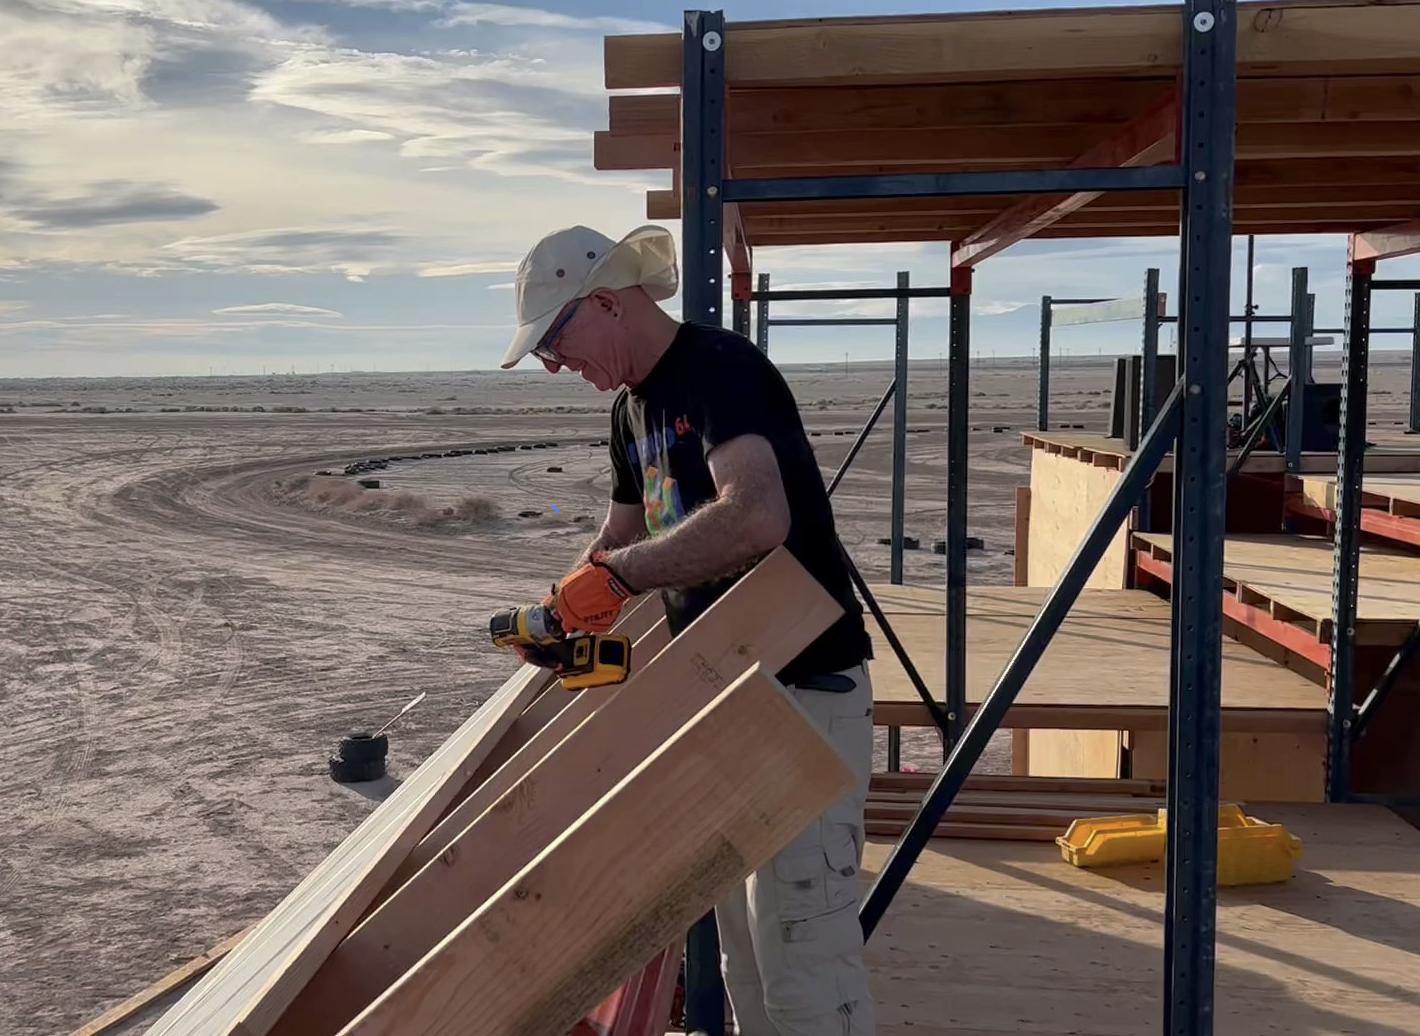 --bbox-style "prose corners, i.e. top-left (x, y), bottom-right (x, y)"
top-left (1021, 729), bottom-right (1123, 780)
top-left (343, 665), bottom-right (854, 1036)
top-left (1024, 429), bottom-right (1420, 474)
top-left (1027, 447), bottom-right (1131, 589)
top-left (1129, 729), bottom-right (1326, 803)
top-left (863, 804), bottom-right (1420, 1035)
top-left (868, 587), bottom-right (1326, 729)
top-left (1136, 531), bottom-right (1420, 629)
